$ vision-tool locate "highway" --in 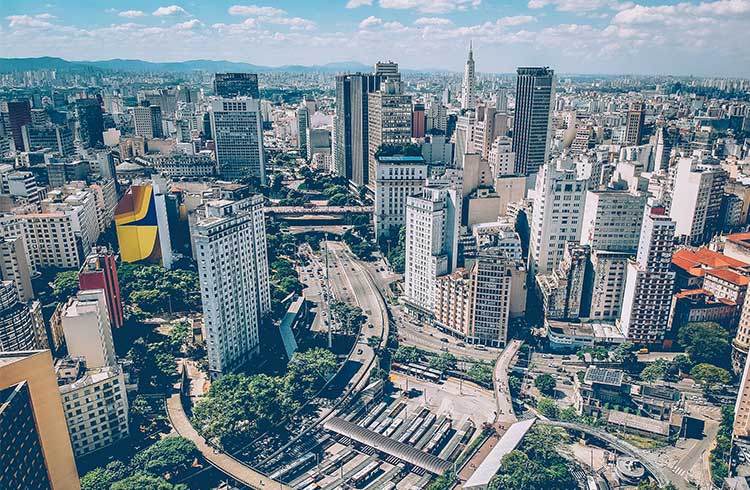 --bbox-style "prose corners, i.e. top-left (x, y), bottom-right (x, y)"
top-left (493, 339), bottom-right (522, 425)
